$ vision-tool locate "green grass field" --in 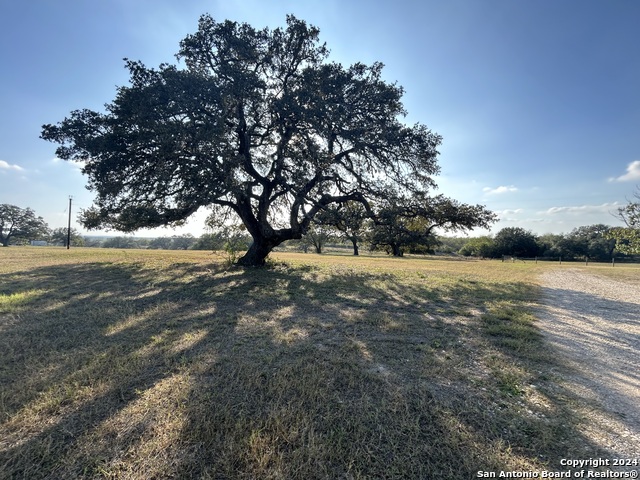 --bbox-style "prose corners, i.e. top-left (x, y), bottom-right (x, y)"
top-left (0, 247), bottom-right (637, 479)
